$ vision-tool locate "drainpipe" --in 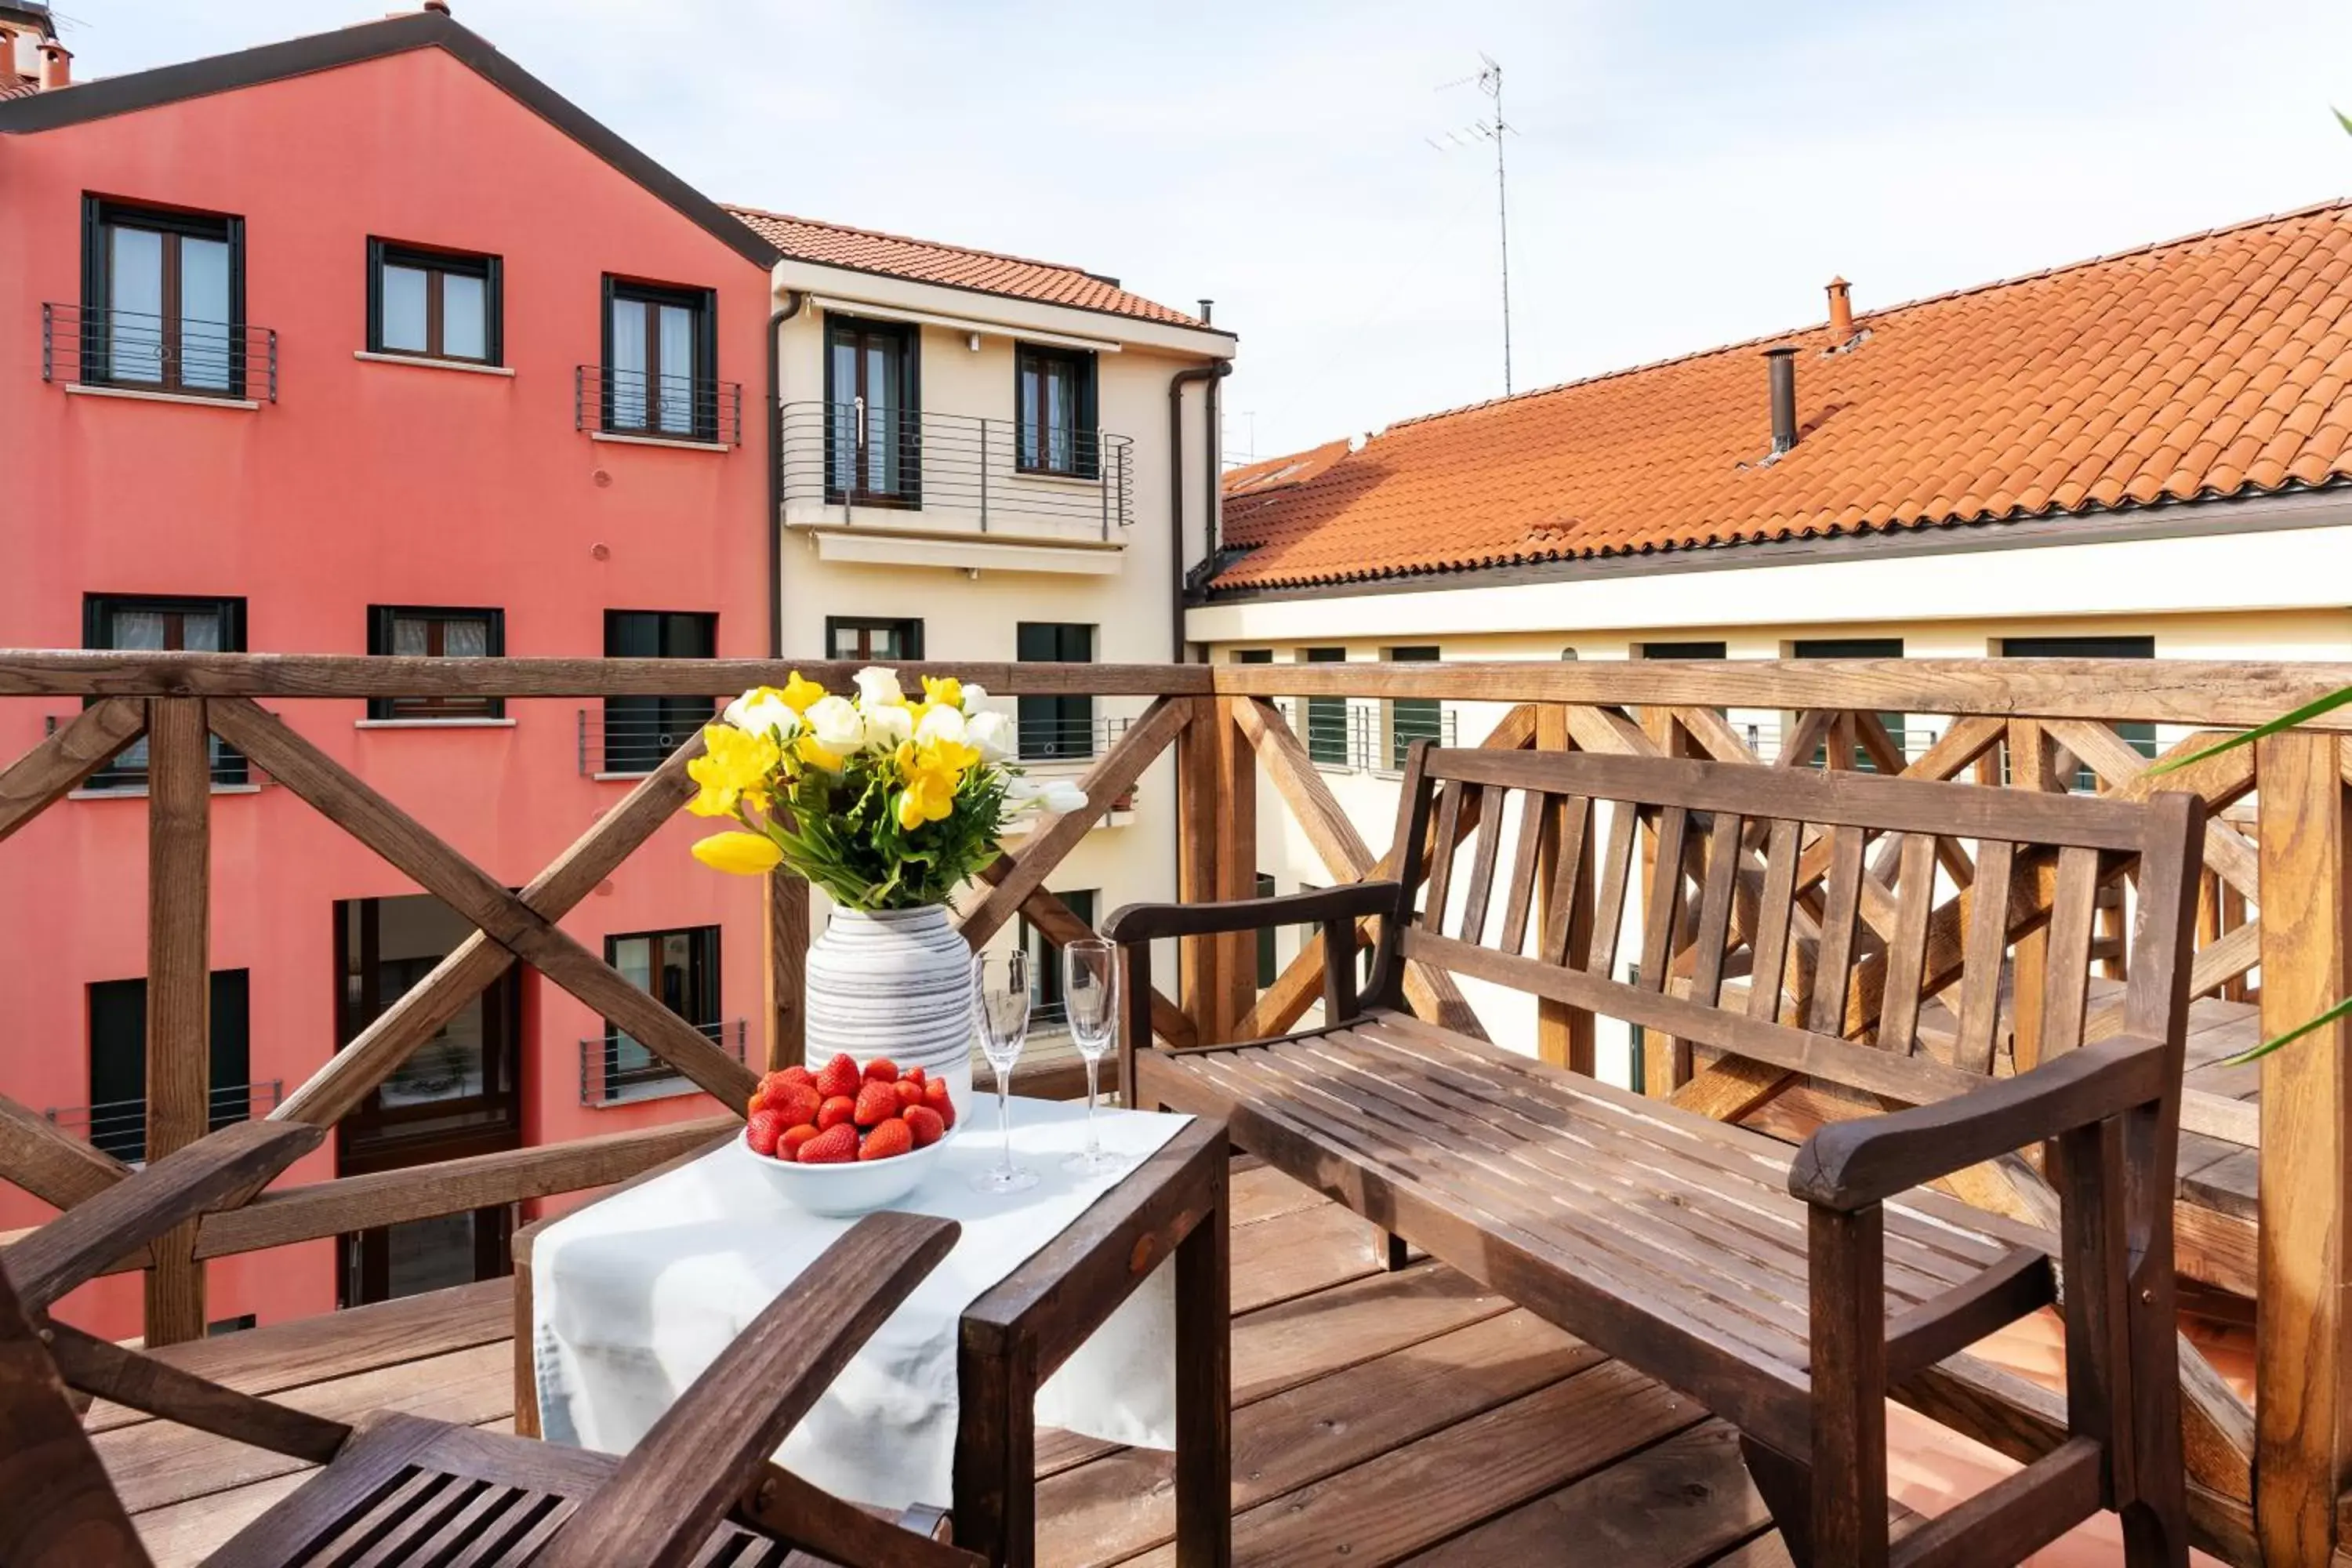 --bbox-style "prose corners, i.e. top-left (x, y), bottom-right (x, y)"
top-left (766, 291), bottom-right (805, 659)
top-left (1166, 358), bottom-right (1232, 664)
